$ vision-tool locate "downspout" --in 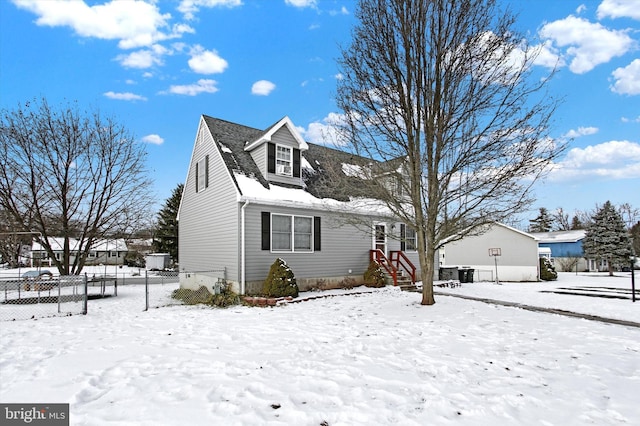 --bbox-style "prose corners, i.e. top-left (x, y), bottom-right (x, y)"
top-left (241, 199), bottom-right (249, 295)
